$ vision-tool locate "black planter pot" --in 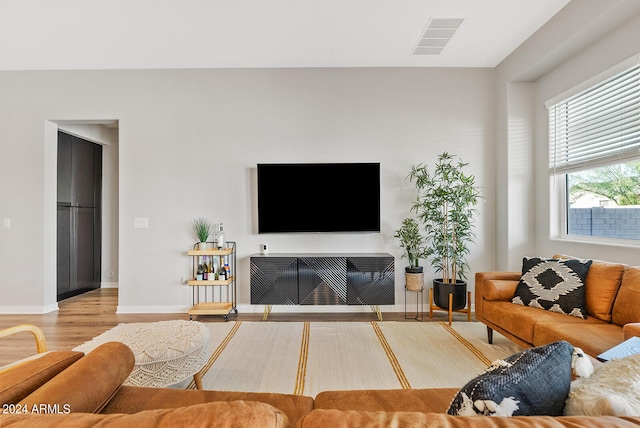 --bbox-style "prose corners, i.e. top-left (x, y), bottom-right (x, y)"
top-left (433, 279), bottom-right (467, 311)
top-left (405, 266), bottom-right (424, 274)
